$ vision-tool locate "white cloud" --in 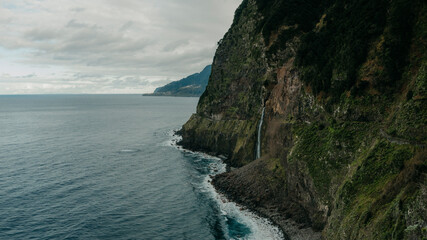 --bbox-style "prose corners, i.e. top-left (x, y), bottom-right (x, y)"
top-left (0, 0), bottom-right (241, 94)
